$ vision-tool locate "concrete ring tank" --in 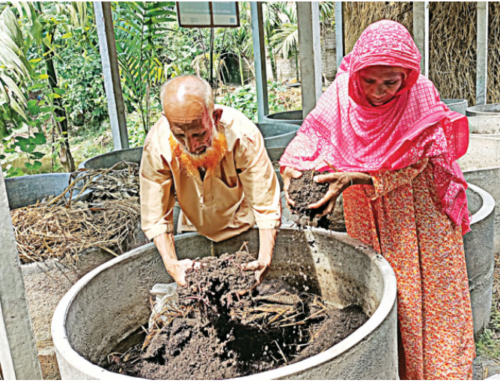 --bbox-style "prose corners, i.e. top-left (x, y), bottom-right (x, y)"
top-left (264, 110), bottom-right (304, 125)
top-left (466, 103), bottom-right (500, 116)
top-left (5, 173), bottom-right (72, 209)
top-left (281, 182), bottom-right (495, 339)
top-left (467, 116), bottom-right (500, 136)
top-left (464, 184), bottom-right (496, 338)
top-left (52, 227), bottom-right (398, 380)
top-left (79, 122), bottom-right (298, 171)
top-left (5, 173), bottom-right (114, 379)
top-left (458, 136), bottom-right (500, 253)
top-left (442, 98), bottom-right (468, 115)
